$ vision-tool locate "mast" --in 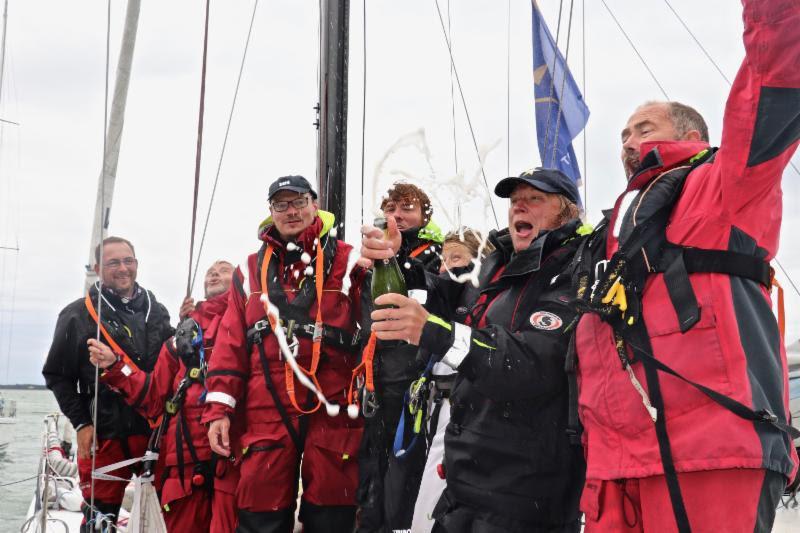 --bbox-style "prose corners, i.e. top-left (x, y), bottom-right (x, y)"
top-left (85, 0), bottom-right (141, 289)
top-left (318, 0), bottom-right (349, 232)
